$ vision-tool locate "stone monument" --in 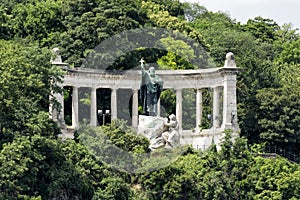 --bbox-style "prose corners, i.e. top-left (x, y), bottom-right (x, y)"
top-left (138, 59), bottom-right (179, 150)
top-left (51, 51), bottom-right (240, 150)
